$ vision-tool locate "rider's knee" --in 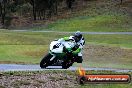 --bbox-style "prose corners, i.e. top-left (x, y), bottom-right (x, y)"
top-left (76, 56), bottom-right (83, 63)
